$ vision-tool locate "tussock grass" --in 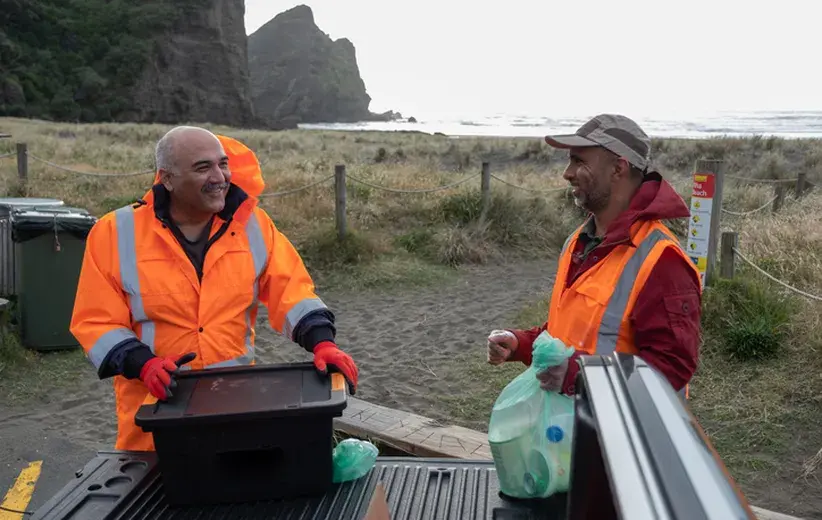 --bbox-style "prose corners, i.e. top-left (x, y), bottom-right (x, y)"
top-left (0, 300), bottom-right (27, 374)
